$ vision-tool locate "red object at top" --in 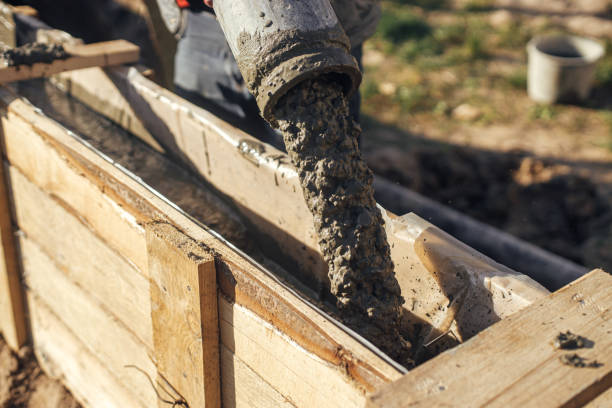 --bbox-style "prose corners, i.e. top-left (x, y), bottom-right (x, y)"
top-left (176, 0), bottom-right (191, 7)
